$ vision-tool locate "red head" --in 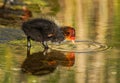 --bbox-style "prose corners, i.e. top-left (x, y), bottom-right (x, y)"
top-left (61, 26), bottom-right (75, 43)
